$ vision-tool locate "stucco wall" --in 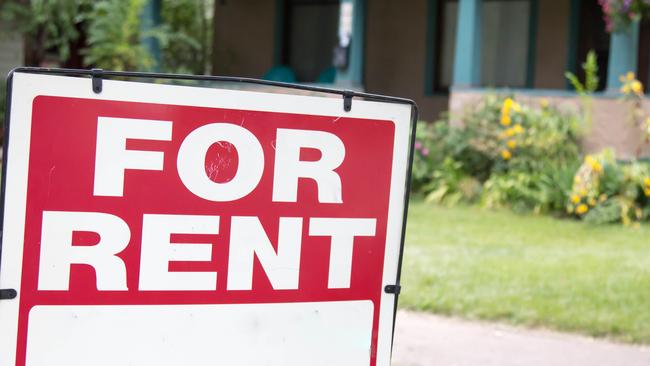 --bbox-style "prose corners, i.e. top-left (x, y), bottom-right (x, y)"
top-left (533, 0), bottom-right (570, 89)
top-left (212, 0), bottom-right (276, 78)
top-left (0, 23), bottom-right (24, 79)
top-left (449, 90), bottom-right (650, 159)
top-left (365, 0), bottom-right (448, 122)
